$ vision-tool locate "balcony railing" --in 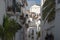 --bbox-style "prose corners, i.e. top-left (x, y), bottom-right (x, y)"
top-left (7, 6), bottom-right (13, 11)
